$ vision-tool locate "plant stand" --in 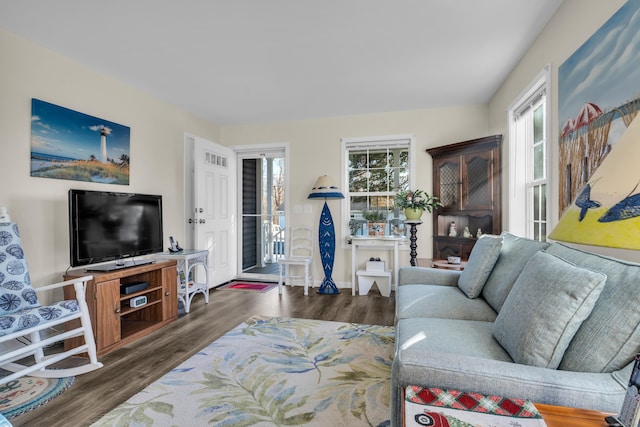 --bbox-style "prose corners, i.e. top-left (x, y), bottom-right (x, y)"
top-left (404, 220), bottom-right (423, 266)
